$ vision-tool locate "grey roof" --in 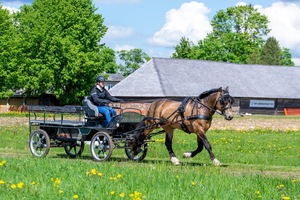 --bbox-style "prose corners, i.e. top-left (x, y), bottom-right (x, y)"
top-left (109, 57), bottom-right (300, 99)
top-left (107, 73), bottom-right (125, 82)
